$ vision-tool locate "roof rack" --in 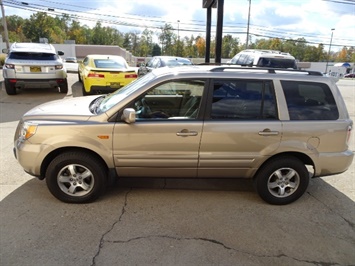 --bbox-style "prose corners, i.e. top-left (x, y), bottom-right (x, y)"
top-left (209, 66), bottom-right (323, 76)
